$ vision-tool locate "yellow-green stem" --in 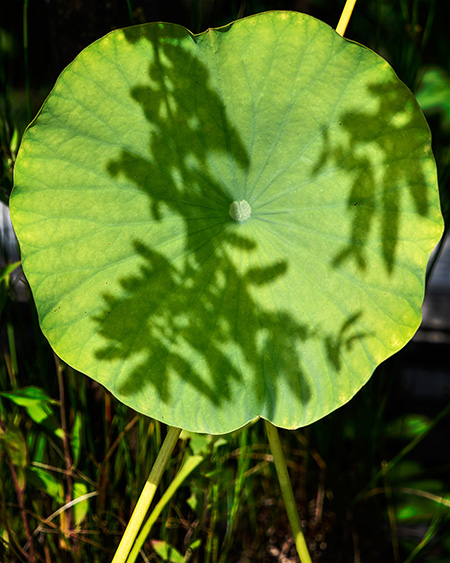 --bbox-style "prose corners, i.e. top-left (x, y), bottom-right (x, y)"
top-left (23, 0), bottom-right (31, 121)
top-left (265, 421), bottom-right (312, 563)
top-left (126, 455), bottom-right (203, 563)
top-left (336, 0), bottom-right (358, 37)
top-left (111, 426), bottom-right (181, 563)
